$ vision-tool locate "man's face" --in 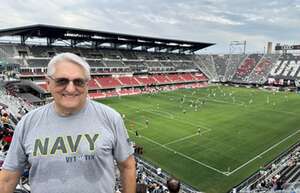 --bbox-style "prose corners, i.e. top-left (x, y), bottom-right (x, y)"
top-left (48, 60), bottom-right (88, 115)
